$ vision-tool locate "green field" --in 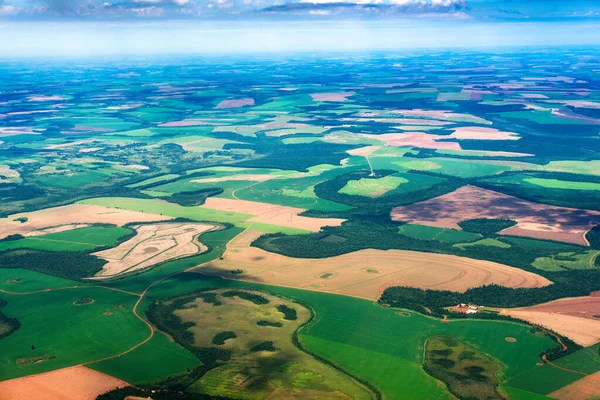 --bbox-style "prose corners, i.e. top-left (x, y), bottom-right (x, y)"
top-left (454, 238), bottom-right (512, 250)
top-left (398, 224), bottom-right (482, 243)
top-left (339, 174), bottom-right (408, 197)
top-left (524, 177), bottom-right (600, 191)
top-left (532, 250), bottom-right (600, 271)
top-left (0, 226), bottom-right (132, 252)
top-left (0, 288), bottom-right (147, 380)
